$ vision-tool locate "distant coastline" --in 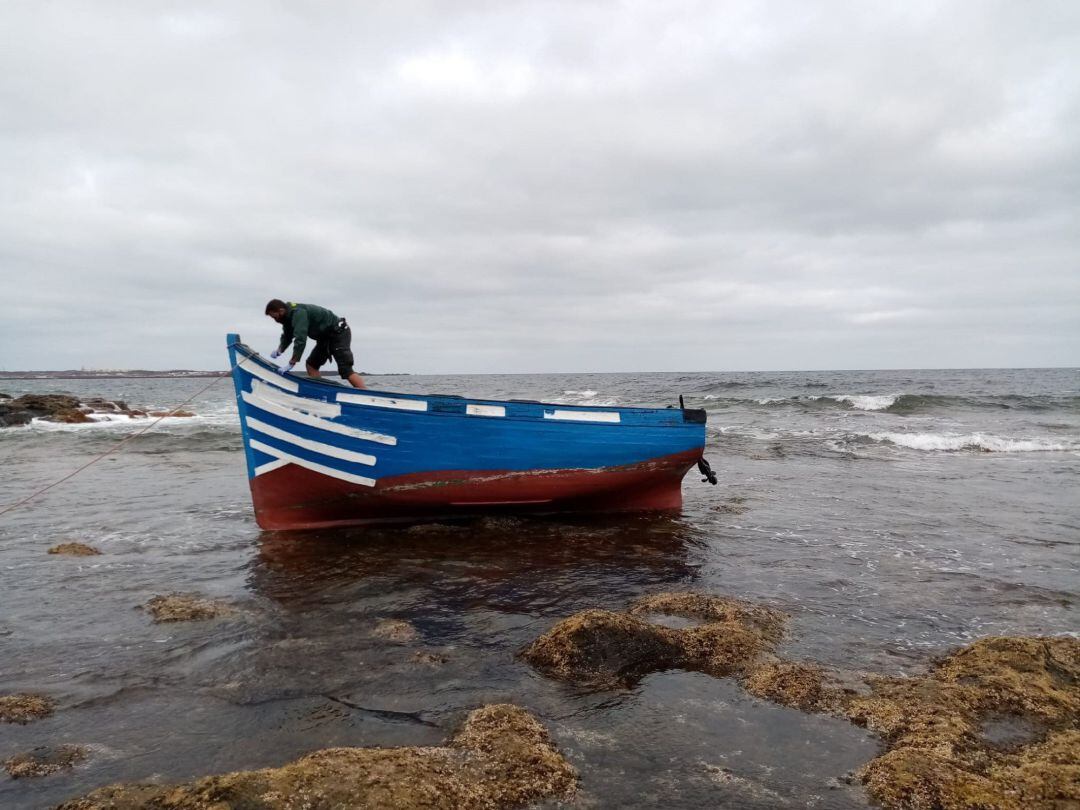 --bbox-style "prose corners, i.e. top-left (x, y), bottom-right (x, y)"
top-left (0, 370), bottom-right (388, 380)
top-left (0, 370), bottom-right (230, 380)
